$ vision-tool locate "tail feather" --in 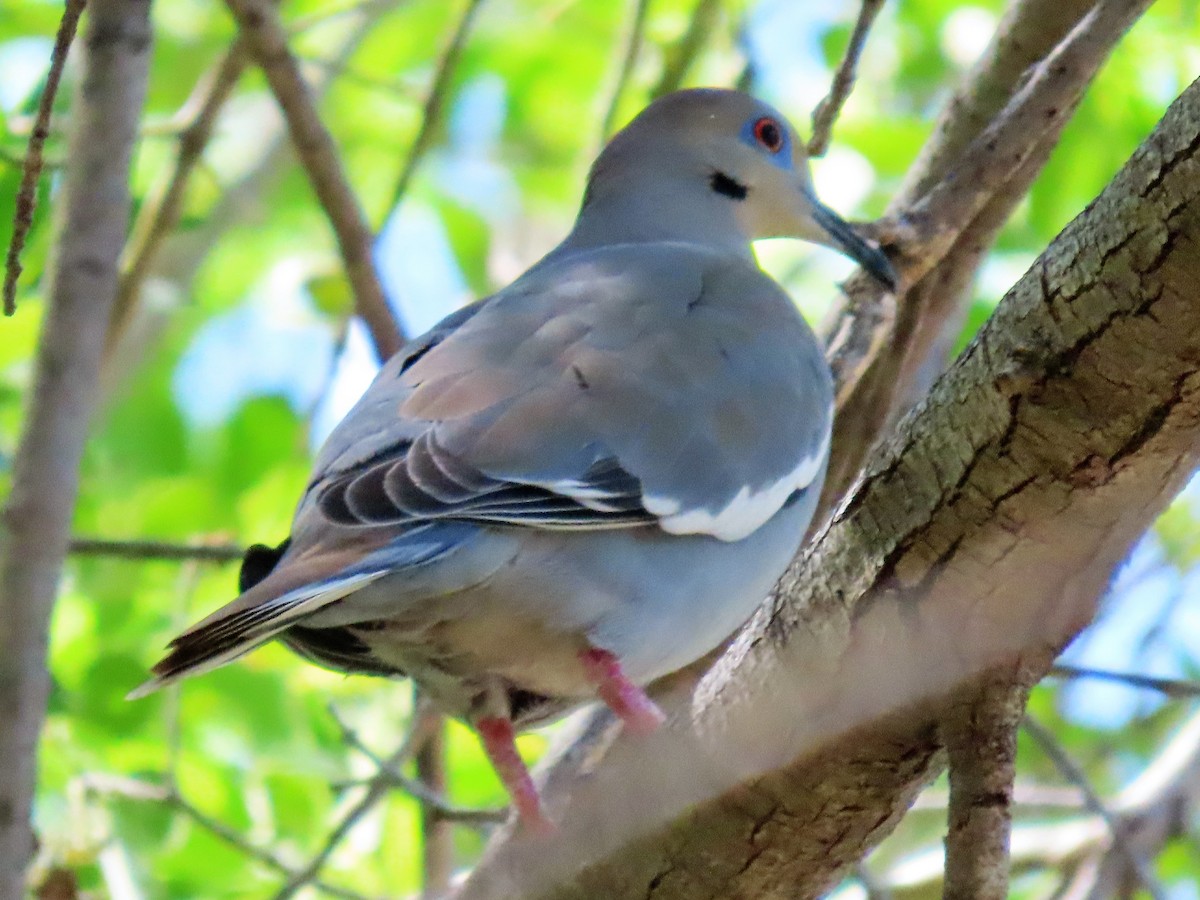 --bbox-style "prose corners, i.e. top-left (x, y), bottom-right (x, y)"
top-left (128, 521), bottom-right (473, 700)
top-left (127, 569), bottom-right (386, 700)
